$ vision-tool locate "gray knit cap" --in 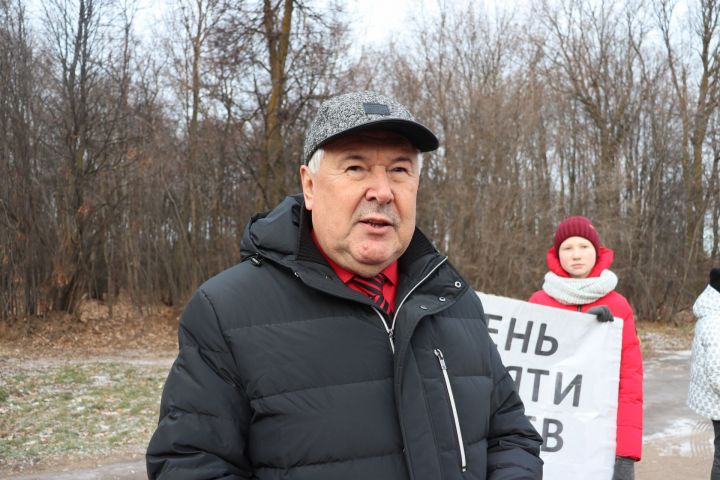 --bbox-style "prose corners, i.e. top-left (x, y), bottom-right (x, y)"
top-left (302, 91), bottom-right (439, 164)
